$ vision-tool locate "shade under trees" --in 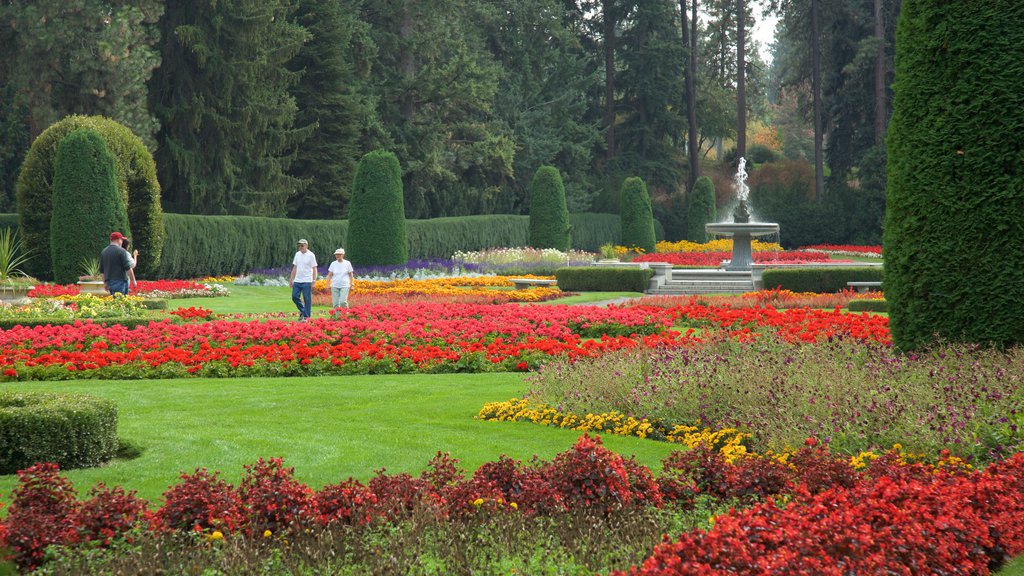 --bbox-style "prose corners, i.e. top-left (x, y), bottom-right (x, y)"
top-left (884, 0), bottom-right (1024, 350)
